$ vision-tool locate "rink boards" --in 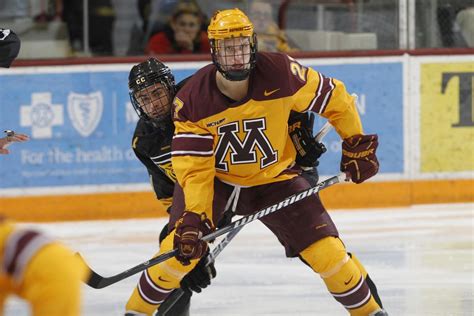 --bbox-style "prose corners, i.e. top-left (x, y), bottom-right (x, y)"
top-left (0, 55), bottom-right (472, 221)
